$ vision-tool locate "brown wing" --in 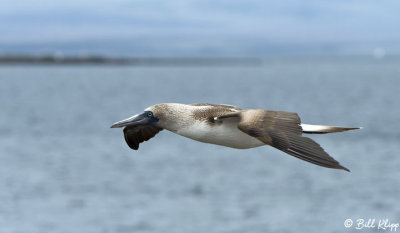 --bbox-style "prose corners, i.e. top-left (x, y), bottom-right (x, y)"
top-left (190, 103), bottom-right (242, 124)
top-left (123, 125), bottom-right (163, 150)
top-left (235, 110), bottom-right (350, 171)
